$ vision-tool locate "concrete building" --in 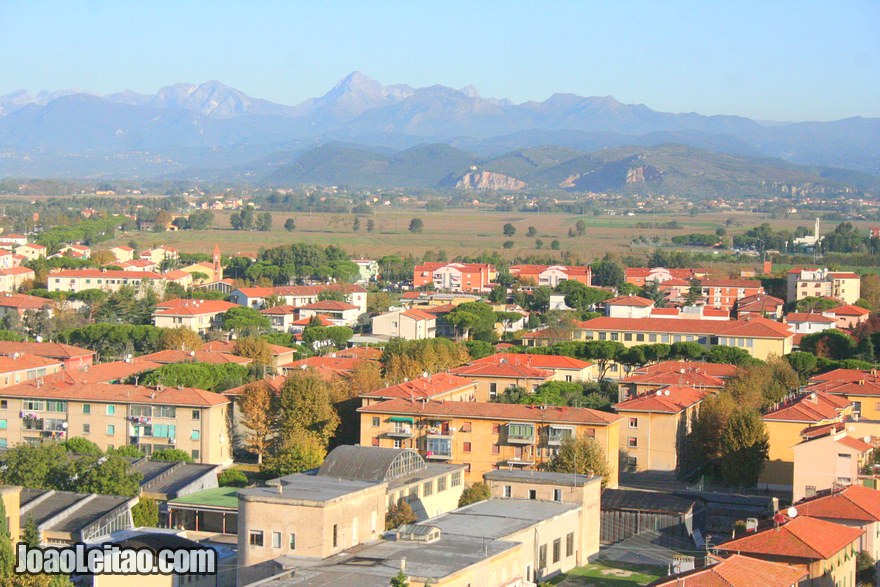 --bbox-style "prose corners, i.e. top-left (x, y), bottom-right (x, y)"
top-left (784, 312), bottom-right (837, 335)
top-left (787, 267), bottom-right (862, 305)
top-left (605, 295), bottom-right (655, 318)
top-left (18, 487), bottom-right (136, 545)
top-left (624, 267), bottom-right (710, 287)
top-left (509, 264), bottom-right (592, 287)
top-left (0, 266), bottom-right (35, 292)
top-left (824, 304), bottom-right (872, 330)
top-left (651, 554), bottom-right (807, 587)
top-left (618, 361), bottom-right (735, 400)
top-left (0, 380), bottom-right (231, 463)
top-left (152, 299), bottom-right (238, 333)
top-left (600, 488), bottom-right (698, 546)
top-left (659, 278), bottom-right (764, 311)
top-left (16, 243), bottom-right (47, 260)
top-left (359, 374), bottom-right (480, 406)
top-left (352, 258), bottom-right (379, 283)
top-left (792, 428), bottom-right (874, 502)
top-left (734, 293), bottom-right (785, 319)
top-left (0, 341), bottom-right (94, 370)
top-left (229, 284), bottom-right (367, 314)
top-left (139, 246), bottom-right (179, 264)
top-left (371, 308), bottom-right (437, 340)
top-left (47, 269), bottom-right (192, 295)
top-left (260, 305), bottom-right (299, 333)
top-left (0, 353), bottom-right (64, 390)
top-left (466, 353), bottom-right (595, 383)
top-left (614, 385), bottom-right (710, 475)
top-left (0, 292), bottom-right (53, 320)
top-left (806, 373), bottom-right (880, 422)
top-left (412, 262), bottom-right (497, 293)
top-left (108, 245), bottom-right (136, 263)
top-left (449, 360), bottom-right (554, 400)
top-left (359, 399), bottom-right (622, 486)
